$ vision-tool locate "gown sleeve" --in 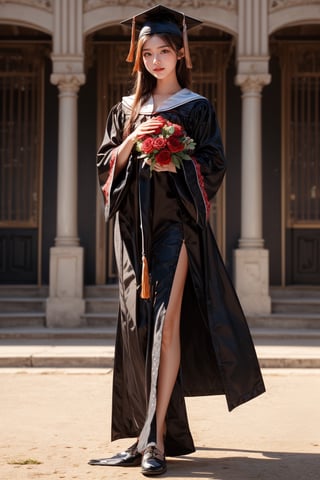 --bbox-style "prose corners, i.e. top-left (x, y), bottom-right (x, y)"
top-left (96, 102), bottom-right (134, 221)
top-left (173, 99), bottom-right (226, 229)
